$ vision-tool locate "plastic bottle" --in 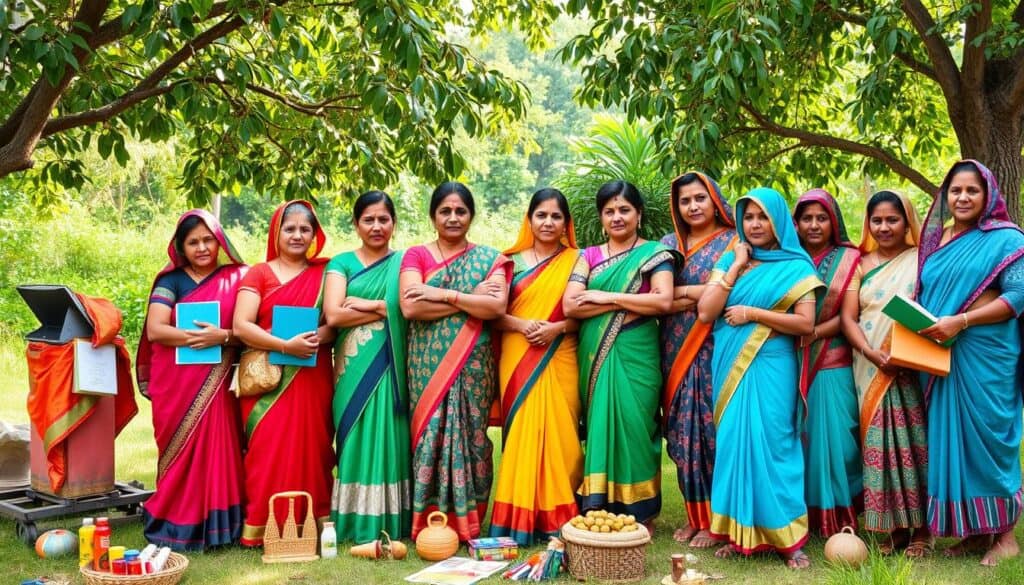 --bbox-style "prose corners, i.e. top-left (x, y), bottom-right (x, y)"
top-left (151, 547), bottom-right (171, 572)
top-left (138, 544), bottom-right (158, 574)
top-left (78, 518), bottom-right (95, 568)
top-left (92, 517), bottom-right (111, 571)
top-left (320, 521), bottom-right (337, 559)
top-left (125, 549), bottom-right (142, 575)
